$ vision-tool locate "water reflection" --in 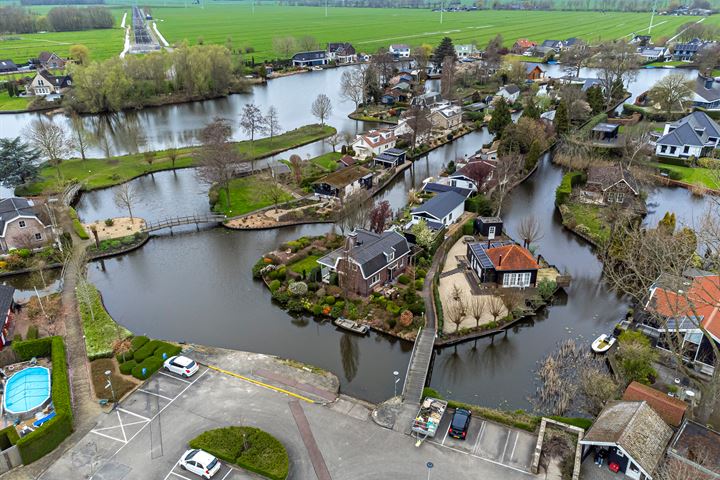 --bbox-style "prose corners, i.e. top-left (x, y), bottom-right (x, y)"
top-left (340, 333), bottom-right (359, 383)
